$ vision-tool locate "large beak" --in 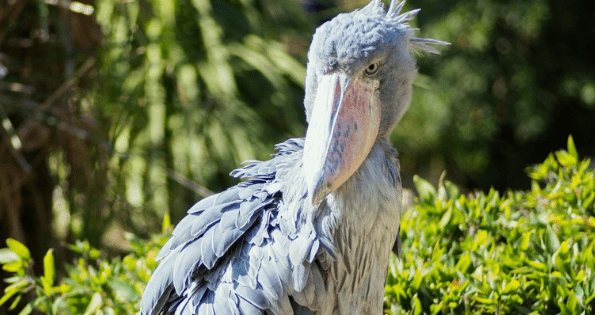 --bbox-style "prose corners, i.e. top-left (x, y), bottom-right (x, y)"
top-left (304, 72), bottom-right (381, 205)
